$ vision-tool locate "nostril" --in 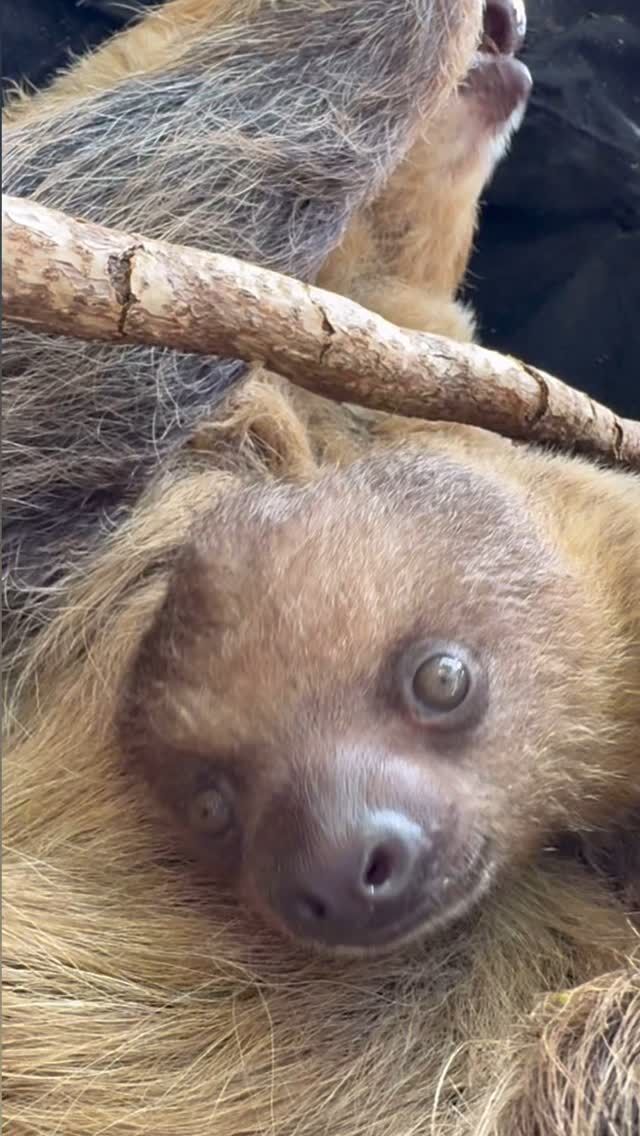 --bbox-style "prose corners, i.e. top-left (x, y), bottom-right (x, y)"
top-left (296, 892), bottom-right (328, 922)
top-left (359, 831), bottom-right (416, 899)
top-left (362, 843), bottom-right (395, 891)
